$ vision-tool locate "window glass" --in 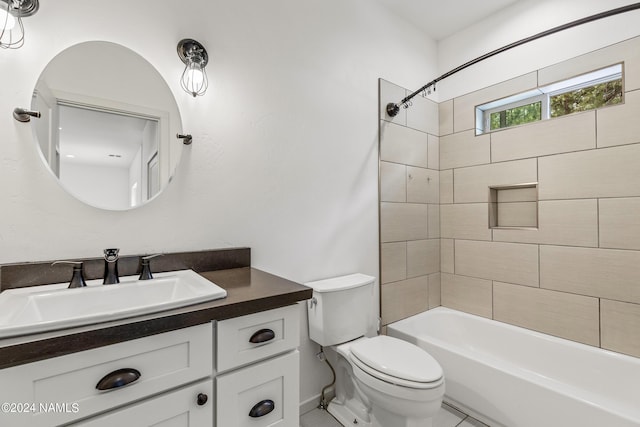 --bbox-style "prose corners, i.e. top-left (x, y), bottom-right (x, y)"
top-left (490, 101), bottom-right (542, 130)
top-left (550, 79), bottom-right (623, 117)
